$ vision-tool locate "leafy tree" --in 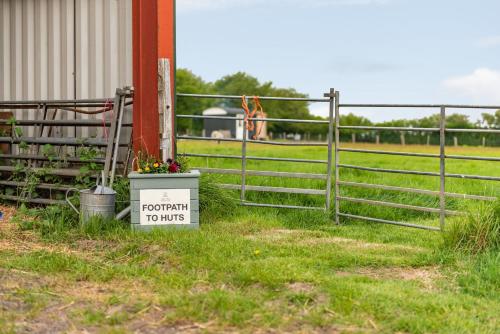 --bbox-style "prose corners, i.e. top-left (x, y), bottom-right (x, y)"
top-left (212, 72), bottom-right (314, 134)
top-left (213, 72), bottom-right (268, 99)
top-left (479, 110), bottom-right (500, 128)
top-left (446, 114), bottom-right (473, 129)
top-left (176, 69), bottom-right (214, 133)
top-left (175, 68), bottom-right (499, 145)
